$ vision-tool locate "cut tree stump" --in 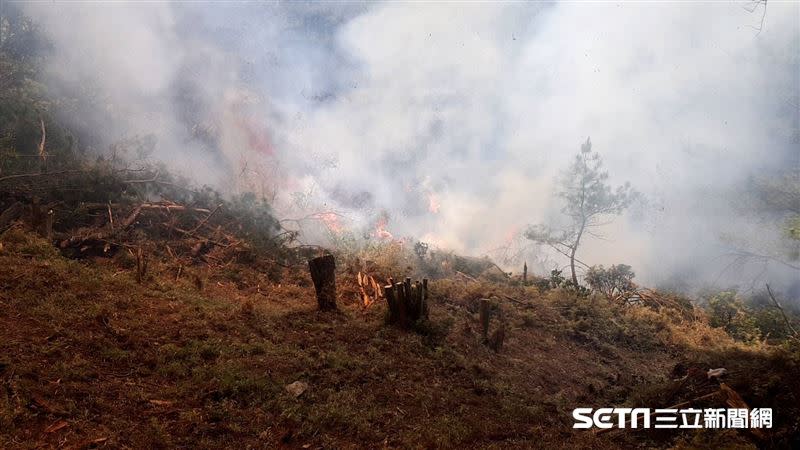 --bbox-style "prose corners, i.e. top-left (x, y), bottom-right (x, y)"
top-left (309, 254), bottom-right (337, 311)
top-left (384, 277), bottom-right (428, 328)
